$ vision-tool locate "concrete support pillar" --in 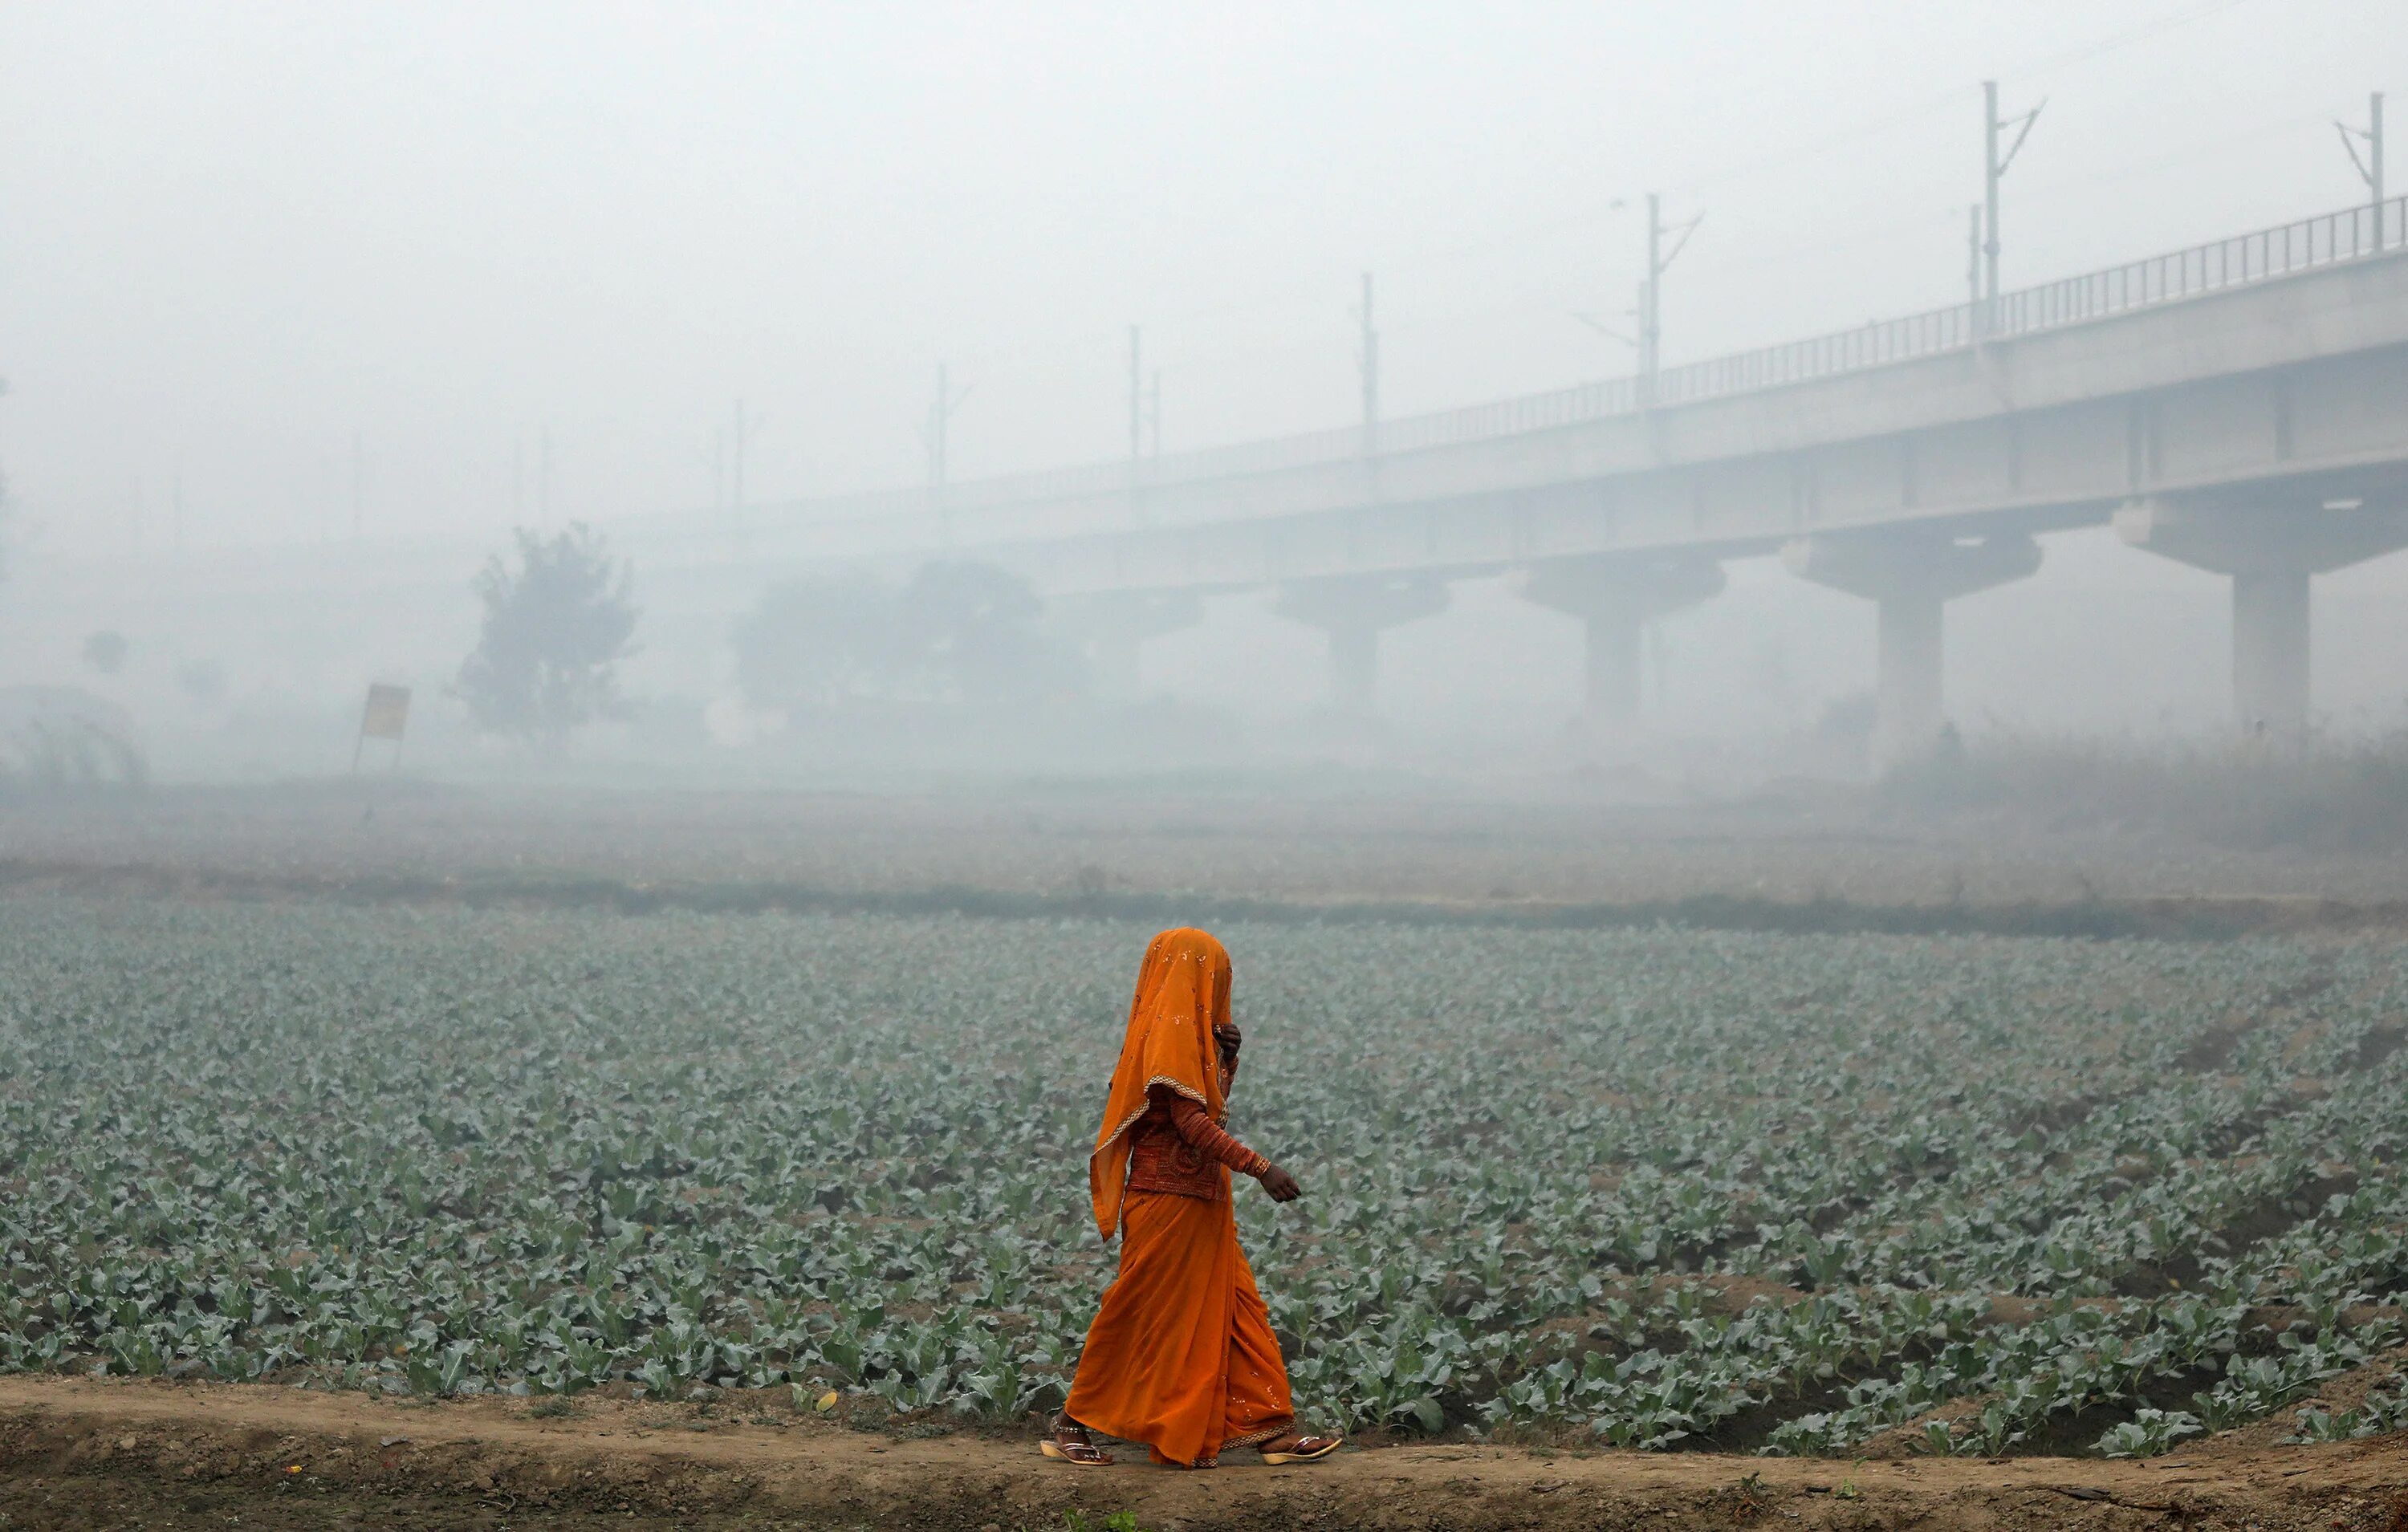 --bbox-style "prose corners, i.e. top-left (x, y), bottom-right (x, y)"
top-left (1269, 574), bottom-right (1450, 716)
top-left (1782, 530), bottom-right (2042, 767)
top-left (1876, 590), bottom-right (1946, 758)
top-left (1517, 554), bottom-right (1726, 728)
top-left (2232, 567), bottom-right (2310, 734)
top-left (2115, 495), bottom-right (2408, 736)
top-left (1327, 622), bottom-right (1379, 714)
top-left (1582, 613), bottom-right (1644, 721)
top-left (1055, 590), bottom-right (1205, 701)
